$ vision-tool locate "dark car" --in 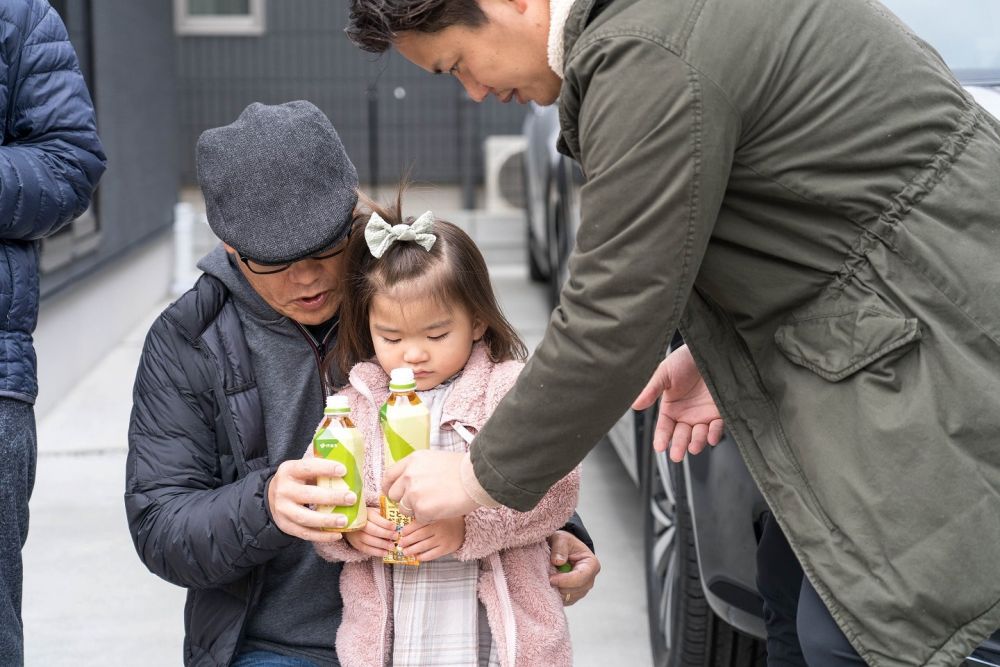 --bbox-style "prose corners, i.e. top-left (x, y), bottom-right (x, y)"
top-left (520, 2), bottom-right (1000, 664)
top-left (521, 101), bottom-right (583, 309)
